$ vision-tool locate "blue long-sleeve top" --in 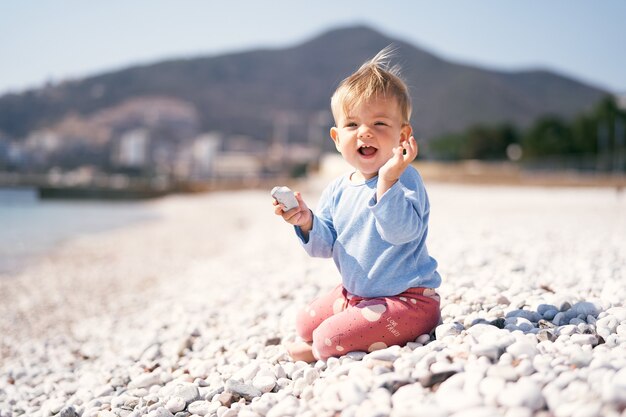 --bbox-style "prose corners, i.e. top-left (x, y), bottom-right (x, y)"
top-left (295, 165), bottom-right (441, 298)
